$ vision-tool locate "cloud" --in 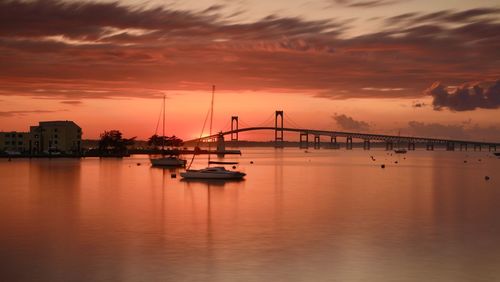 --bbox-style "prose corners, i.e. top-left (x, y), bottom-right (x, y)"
top-left (425, 80), bottom-right (500, 111)
top-left (0, 0), bottom-right (499, 102)
top-left (405, 121), bottom-right (500, 141)
top-left (406, 121), bottom-right (467, 139)
top-left (333, 114), bottom-right (370, 131)
top-left (0, 110), bottom-right (63, 117)
top-left (332, 0), bottom-right (404, 8)
top-left (60, 100), bottom-right (83, 105)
